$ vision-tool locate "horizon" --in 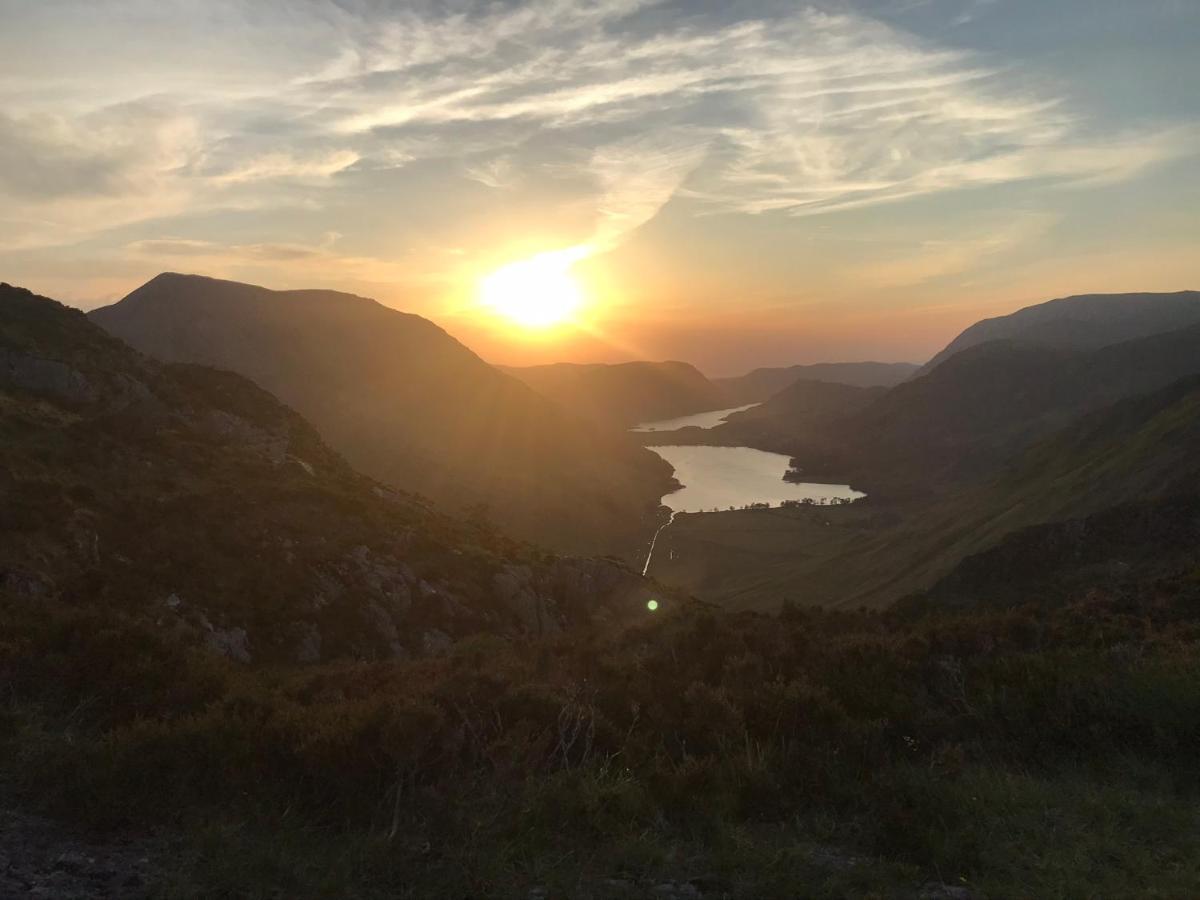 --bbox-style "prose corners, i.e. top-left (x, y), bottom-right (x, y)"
top-left (4, 1), bottom-right (1199, 372)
